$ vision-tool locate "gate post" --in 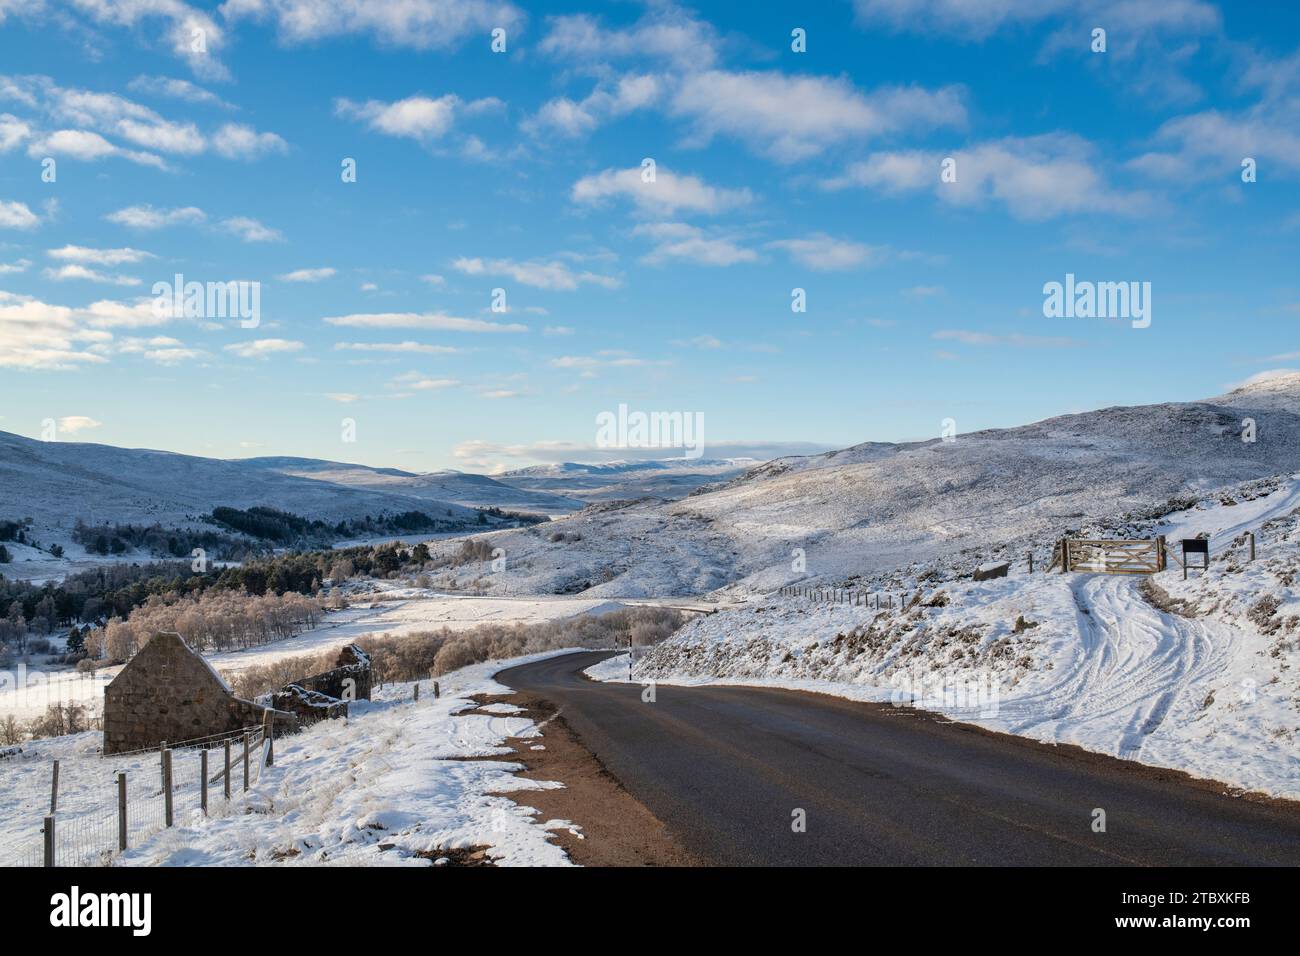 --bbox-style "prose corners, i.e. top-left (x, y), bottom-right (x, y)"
top-left (117, 772), bottom-right (127, 851)
top-left (1060, 539), bottom-right (1070, 573)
